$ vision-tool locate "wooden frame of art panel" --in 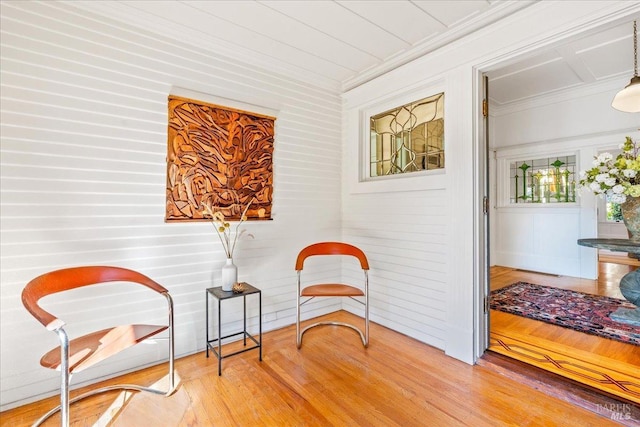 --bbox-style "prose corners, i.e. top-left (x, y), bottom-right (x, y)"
top-left (165, 95), bottom-right (275, 222)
